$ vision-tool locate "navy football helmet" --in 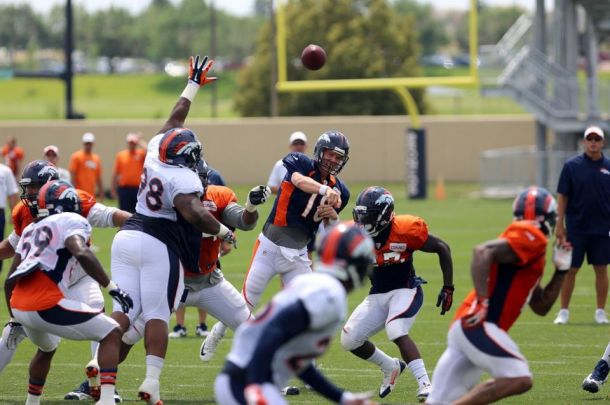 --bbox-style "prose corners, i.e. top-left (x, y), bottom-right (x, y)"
top-left (313, 130), bottom-right (349, 175)
top-left (316, 222), bottom-right (375, 292)
top-left (512, 186), bottom-right (557, 235)
top-left (19, 160), bottom-right (60, 217)
top-left (37, 180), bottom-right (82, 218)
top-left (158, 127), bottom-right (202, 170)
top-left (195, 159), bottom-right (209, 195)
top-left (352, 186), bottom-right (395, 237)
